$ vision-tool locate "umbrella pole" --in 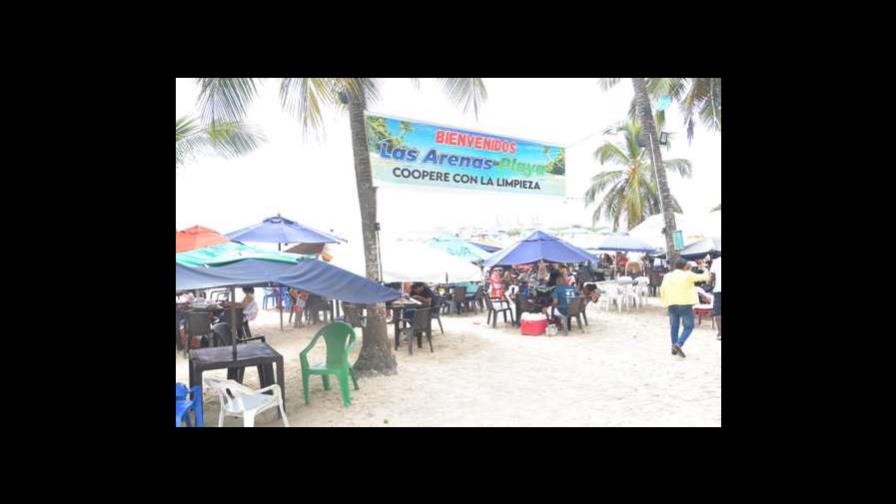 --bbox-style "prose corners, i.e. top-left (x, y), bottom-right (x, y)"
top-left (230, 287), bottom-right (237, 360)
